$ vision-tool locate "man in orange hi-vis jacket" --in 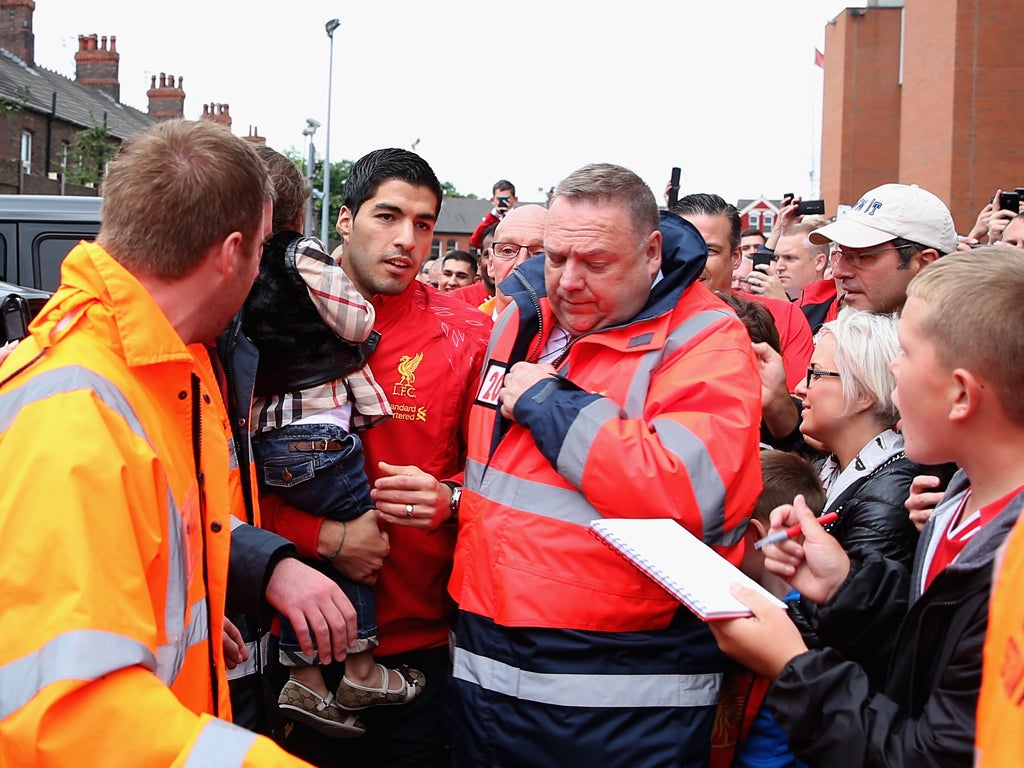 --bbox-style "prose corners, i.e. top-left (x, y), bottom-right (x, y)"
top-left (0, 120), bottom-right (357, 767)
